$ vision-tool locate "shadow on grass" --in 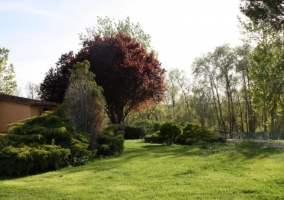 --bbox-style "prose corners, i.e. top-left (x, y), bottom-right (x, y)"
top-left (140, 140), bottom-right (283, 161)
top-left (228, 141), bottom-right (283, 160)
